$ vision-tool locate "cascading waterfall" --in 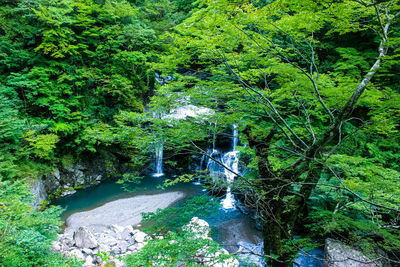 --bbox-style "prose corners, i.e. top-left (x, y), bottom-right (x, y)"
top-left (220, 124), bottom-right (239, 210)
top-left (153, 142), bottom-right (164, 177)
top-left (207, 149), bottom-right (223, 179)
top-left (198, 125), bottom-right (240, 210)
